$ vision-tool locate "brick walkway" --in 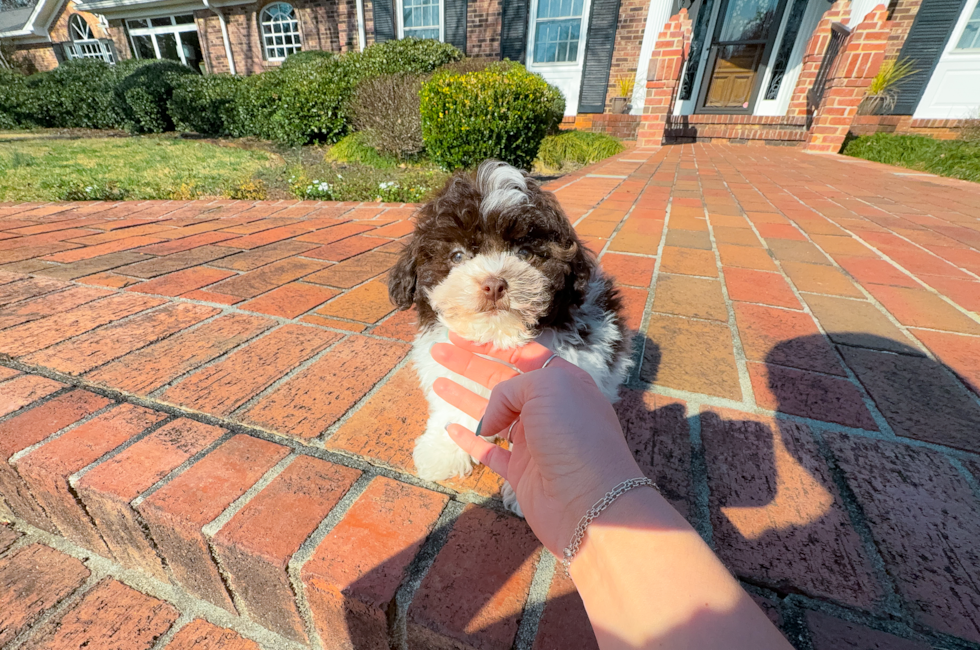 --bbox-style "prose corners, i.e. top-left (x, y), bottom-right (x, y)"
top-left (1, 144), bottom-right (979, 650)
